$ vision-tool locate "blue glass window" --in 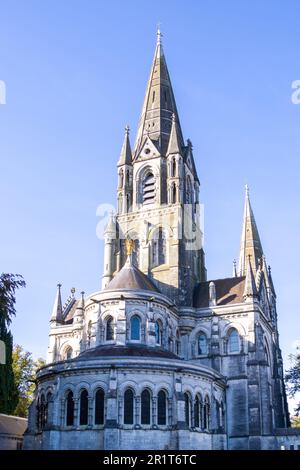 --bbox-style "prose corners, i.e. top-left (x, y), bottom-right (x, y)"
top-left (130, 316), bottom-right (140, 341)
top-left (228, 329), bottom-right (239, 353)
